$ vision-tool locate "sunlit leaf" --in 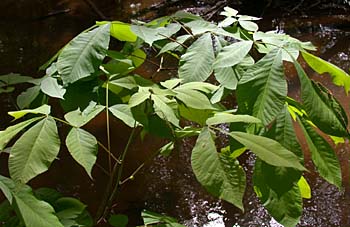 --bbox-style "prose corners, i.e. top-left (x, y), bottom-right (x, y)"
top-left (0, 175), bottom-right (16, 203)
top-left (238, 20), bottom-right (258, 31)
top-left (8, 105), bottom-right (50, 120)
top-left (66, 128), bottom-right (98, 178)
top-left (206, 113), bottom-right (261, 125)
top-left (175, 88), bottom-right (214, 110)
top-left (97, 21), bottom-right (137, 42)
top-left (191, 128), bottom-right (246, 210)
top-left (298, 176), bottom-right (311, 199)
top-left (159, 35), bottom-right (191, 55)
top-left (57, 24), bottom-right (111, 84)
top-left (9, 117), bottom-right (60, 183)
